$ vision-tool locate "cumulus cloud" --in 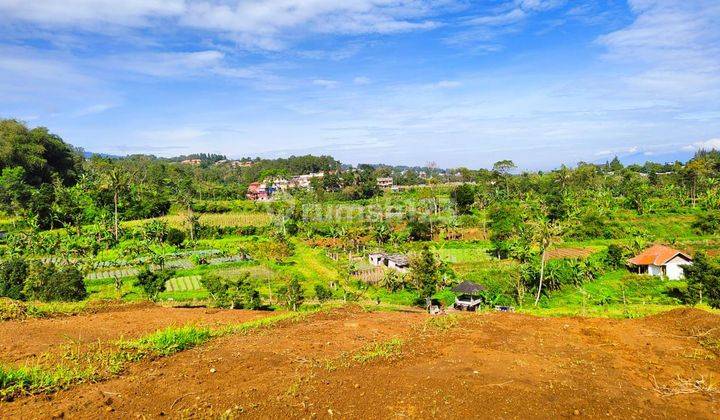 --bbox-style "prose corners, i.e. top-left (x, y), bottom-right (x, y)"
top-left (0, 0), bottom-right (446, 50)
top-left (684, 138), bottom-right (720, 151)
top-left (0, 0), bottom-right (185, 26)
top-left (597, 0), bottom-right (720, 97)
